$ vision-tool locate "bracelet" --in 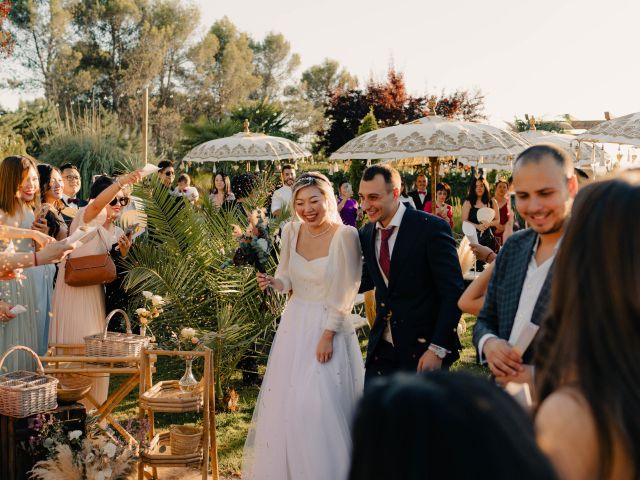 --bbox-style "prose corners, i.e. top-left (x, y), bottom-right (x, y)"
top-left (486, 251), bottom-right (496, 263)
top-left (116, 177), bottom-right (125, 189)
